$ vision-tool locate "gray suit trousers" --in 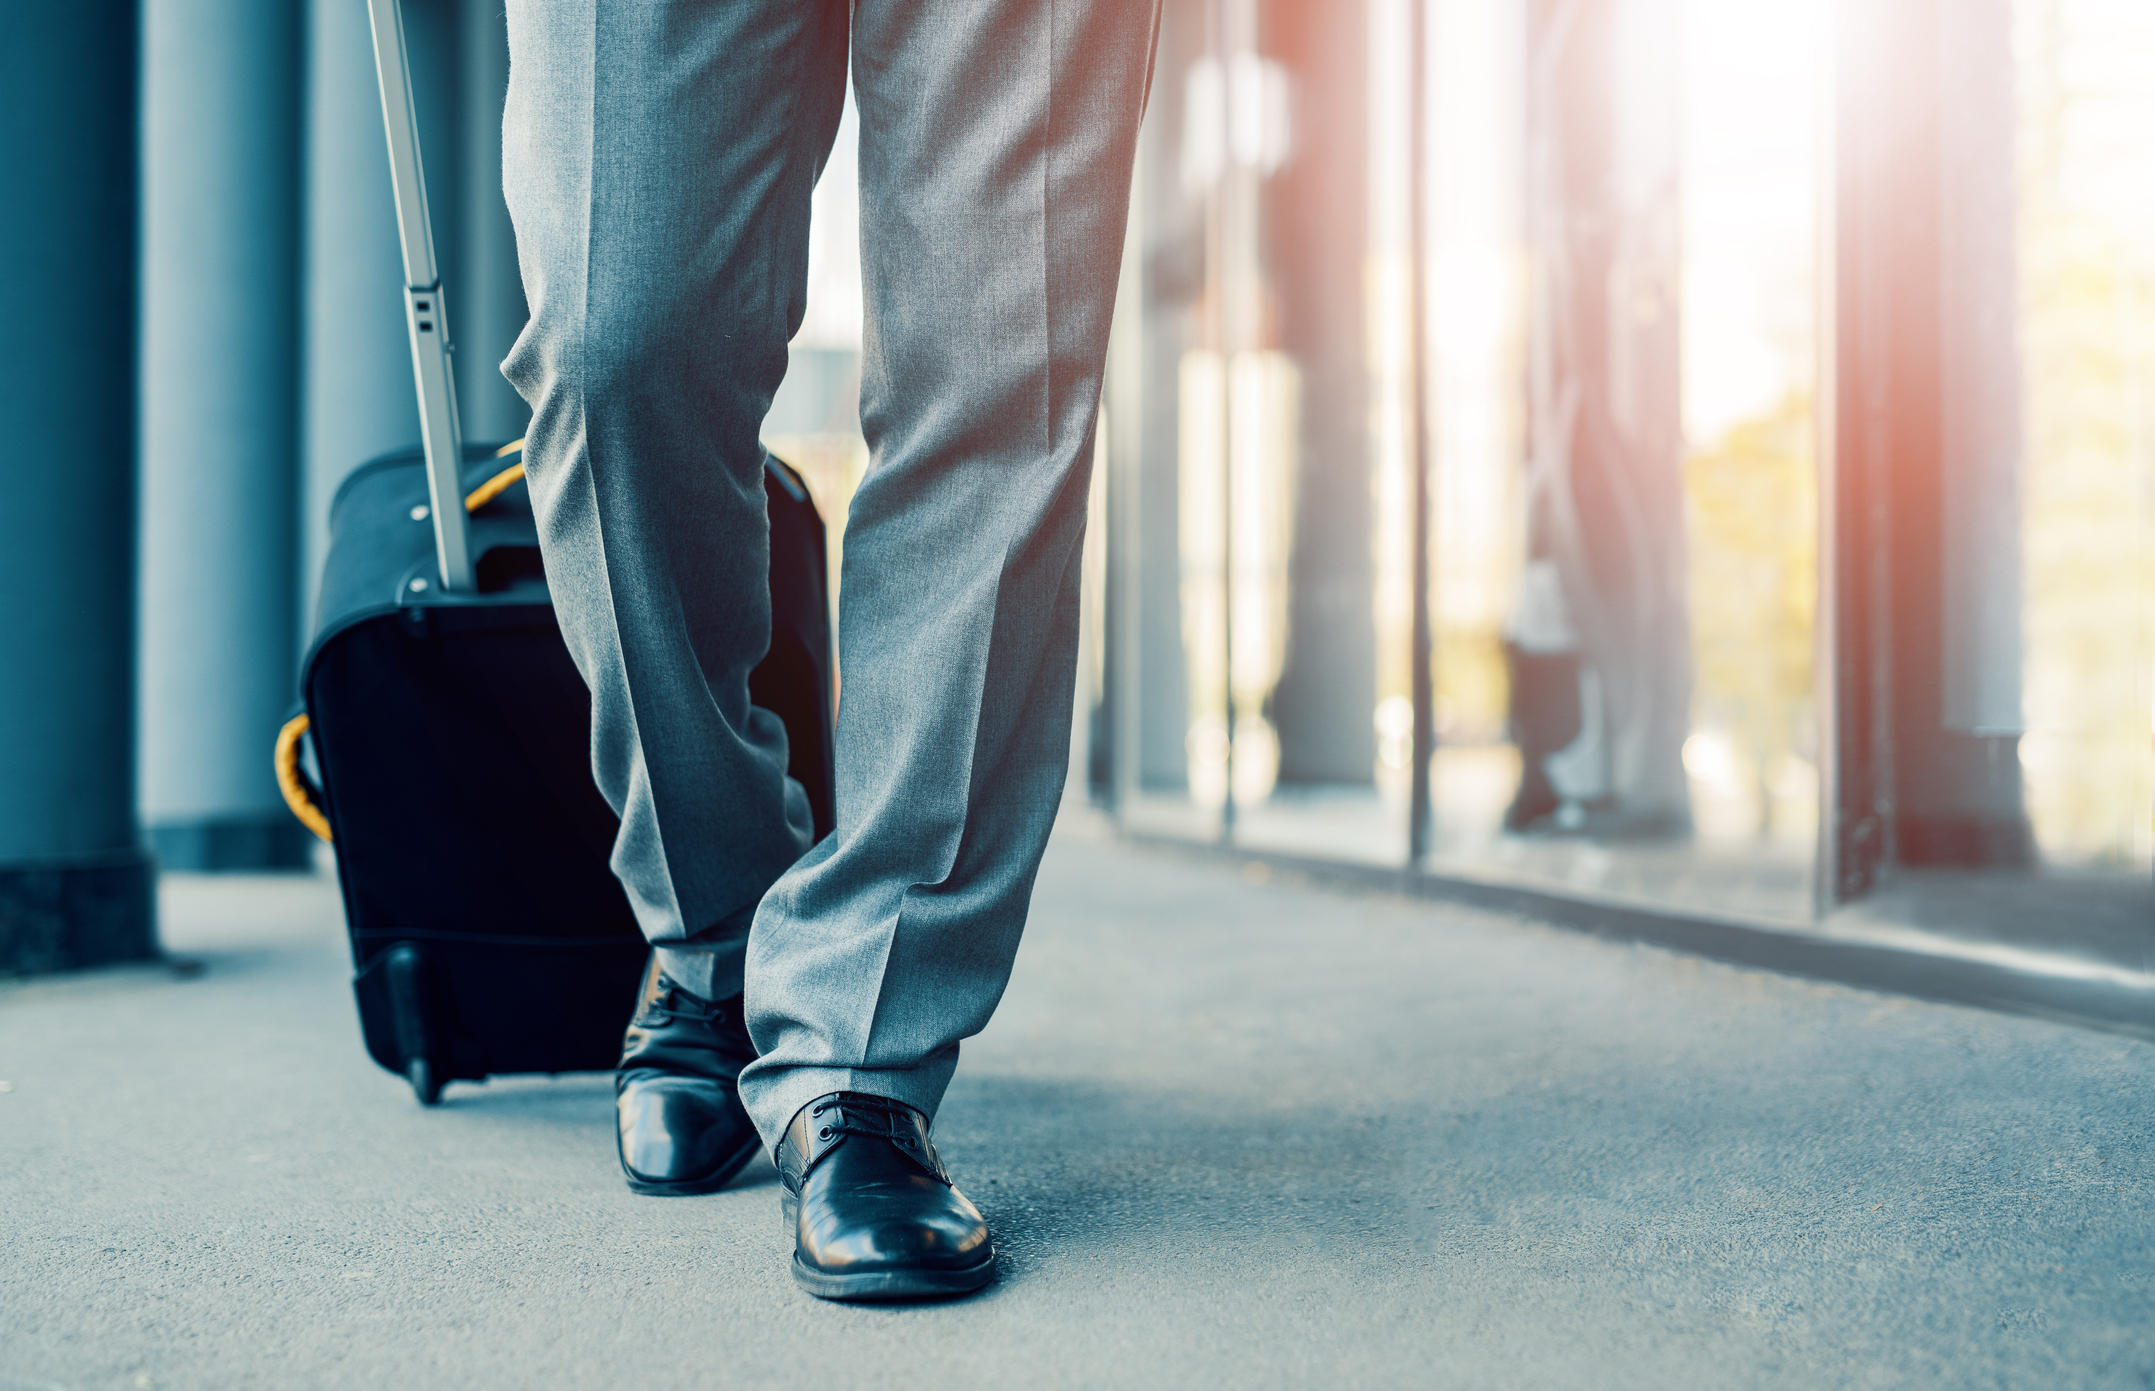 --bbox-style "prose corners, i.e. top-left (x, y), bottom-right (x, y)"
top-left (501, 0), bottom-right (1158, 1144)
